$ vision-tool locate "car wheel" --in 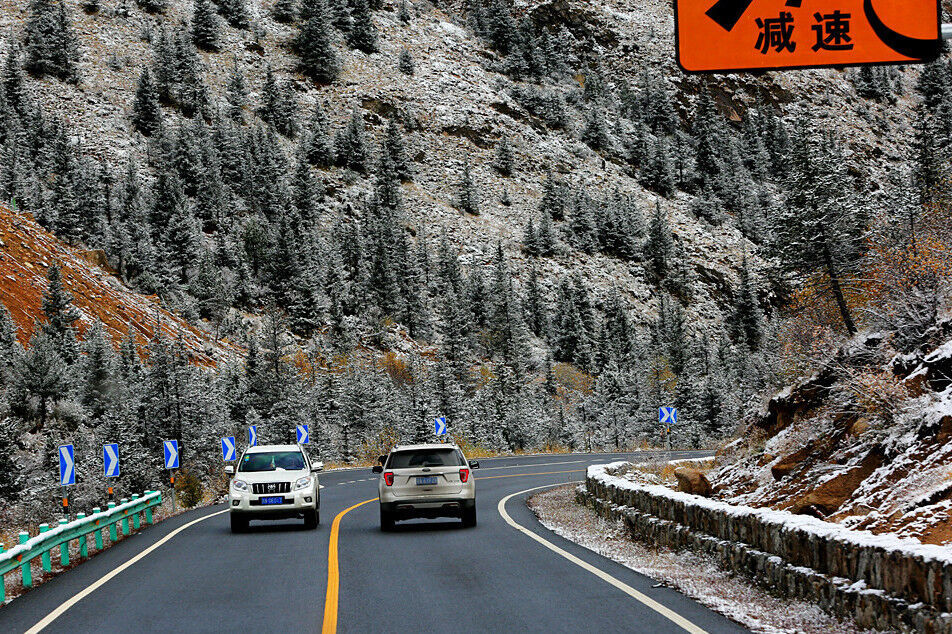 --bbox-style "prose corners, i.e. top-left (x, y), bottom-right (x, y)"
top-left (380, 508), bottom-right (395, 532)
top-left (304, 508), bottom-right (319, 529)
top-left (230, 514), bottom-right (248, 533)
top-left (462, 506), bottom-right (477, 528)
